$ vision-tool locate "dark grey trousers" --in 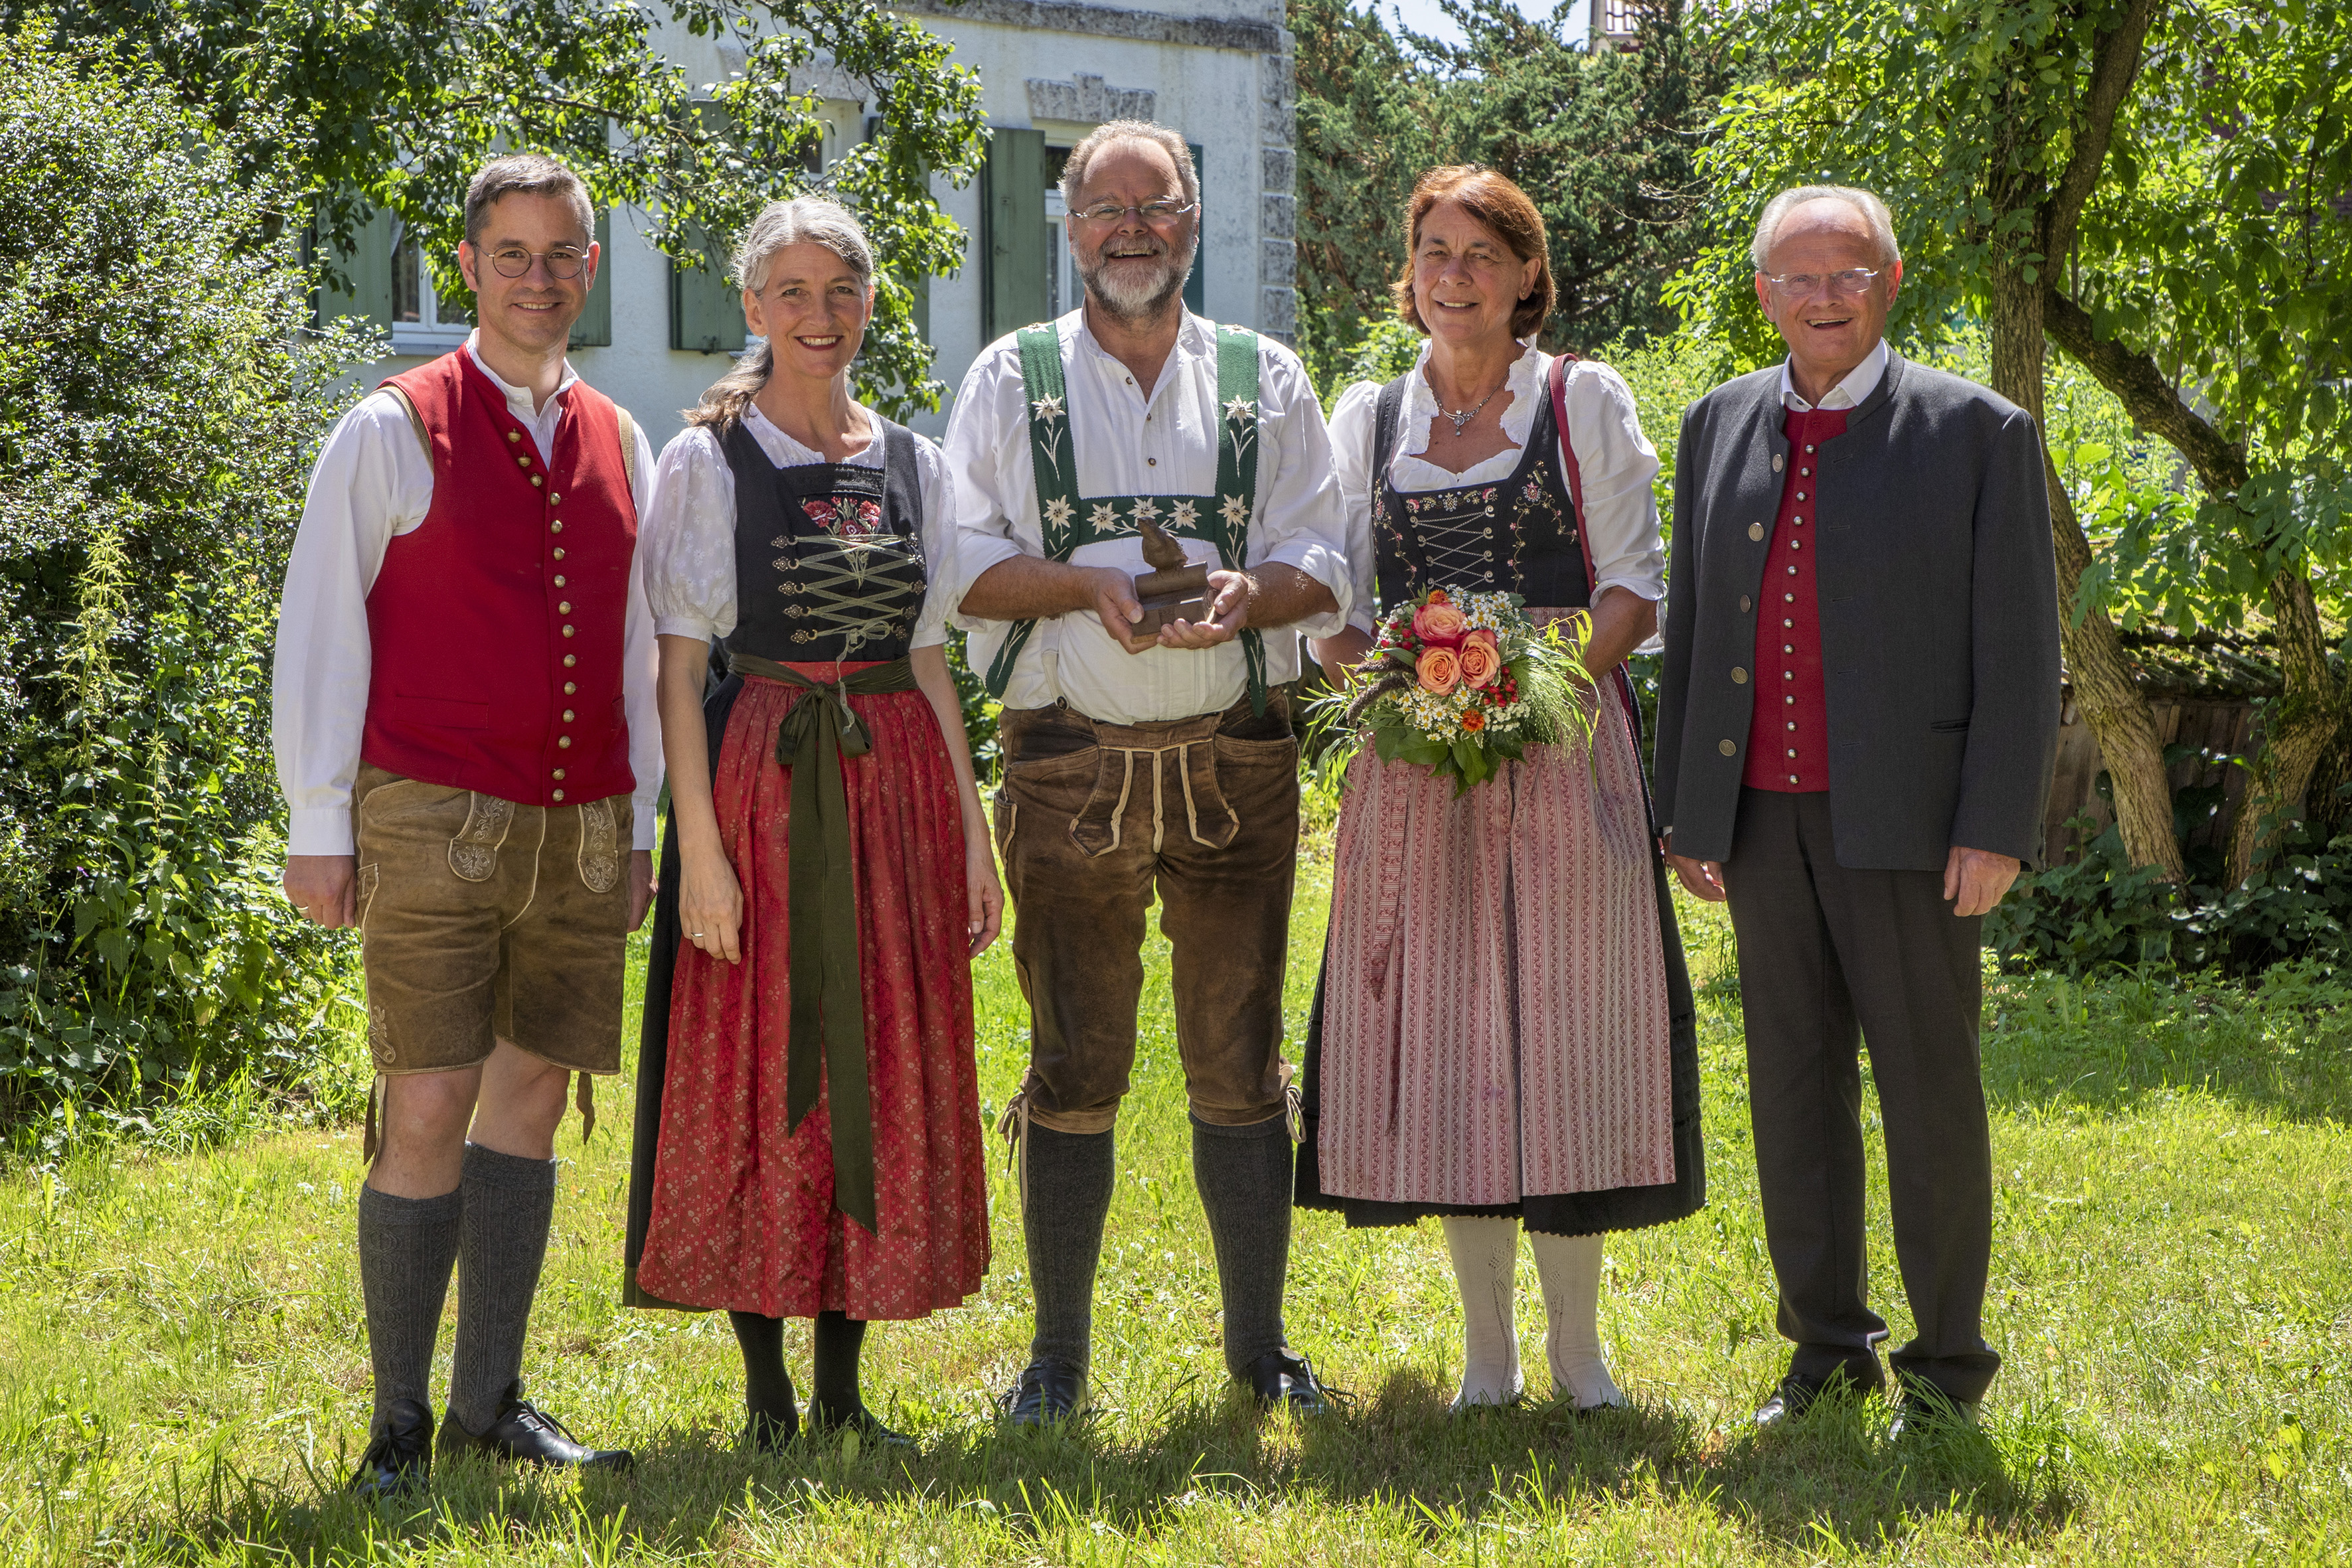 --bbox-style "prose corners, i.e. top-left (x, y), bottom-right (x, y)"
top-left (1724, 788), bottom-right (2001, 1404)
